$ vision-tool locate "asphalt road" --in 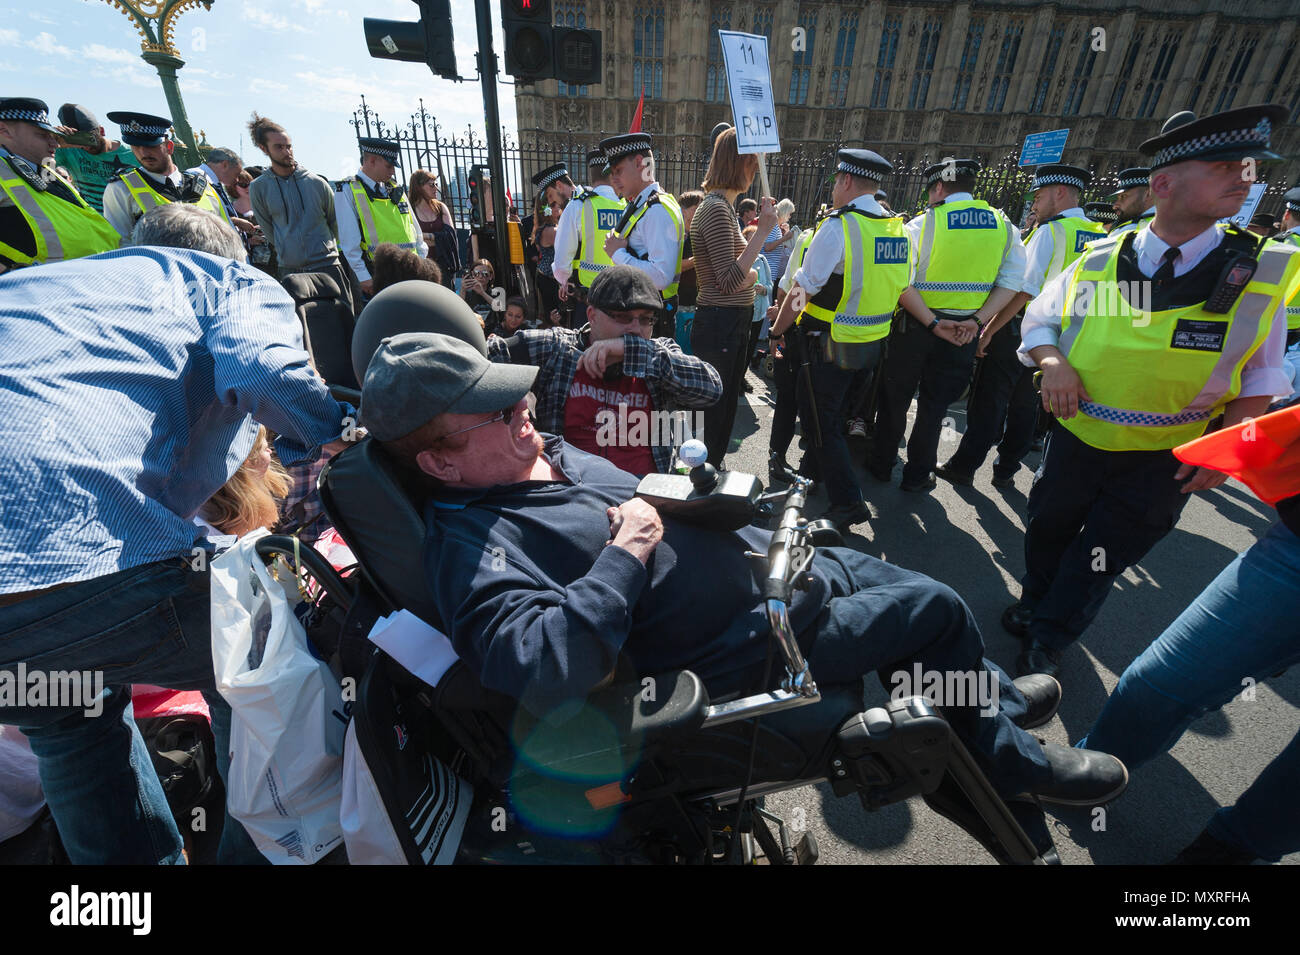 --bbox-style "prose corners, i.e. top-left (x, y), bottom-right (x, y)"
top-left (728, 364), bottom-right (1298, 866)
